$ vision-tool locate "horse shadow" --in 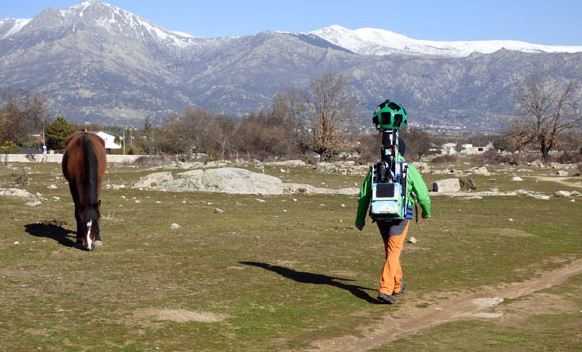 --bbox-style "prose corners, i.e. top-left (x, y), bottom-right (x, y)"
top-left (24, 222), bottom-right (76, 248)
top-left (240, 261), bottom-right (378, 304)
